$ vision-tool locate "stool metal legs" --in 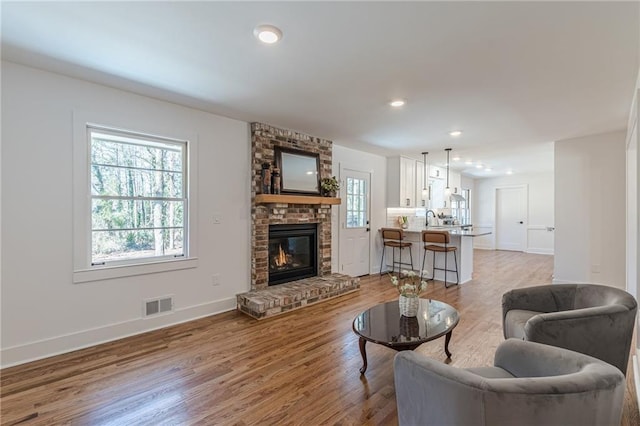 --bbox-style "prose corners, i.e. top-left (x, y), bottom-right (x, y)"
top-left (443, 249), bottom-right (459, 288)
top-left (420, 248), bottom-right (459, 287)
top-left (380, 245), bottom-right (414, 276)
